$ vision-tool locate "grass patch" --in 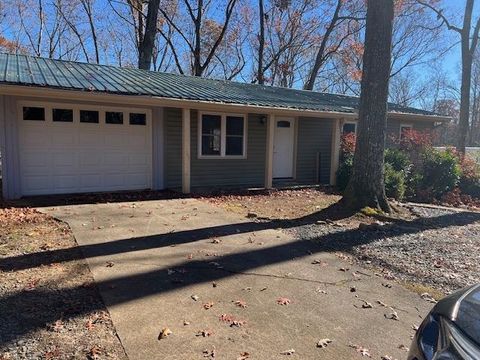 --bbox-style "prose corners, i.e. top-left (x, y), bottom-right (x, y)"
top-left (402, 281), bottom-right (445, 301)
